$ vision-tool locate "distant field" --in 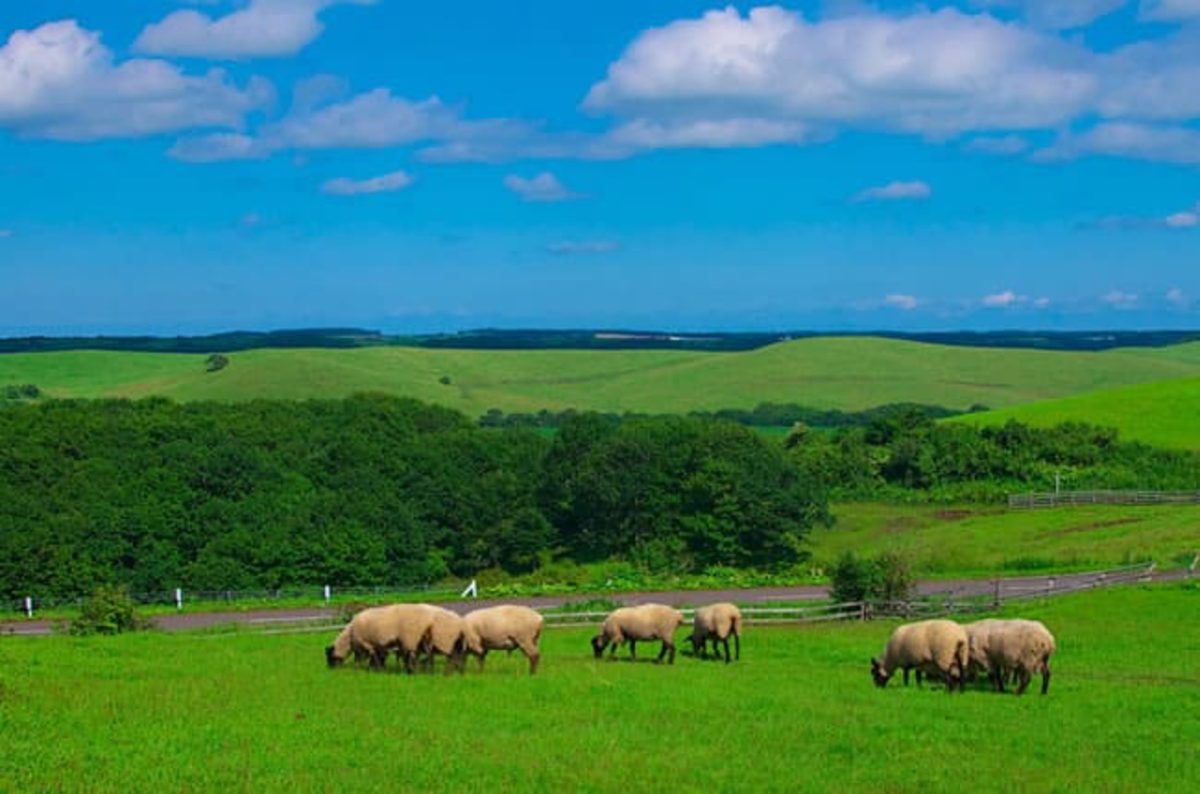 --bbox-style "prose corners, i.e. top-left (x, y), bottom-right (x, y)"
top-left (0, 583), bottom-right (1195, 792)
top-left (814, 503), bottom-right (1200, 576)
top-left (956, 375), bottom-right (1200, 450)
top-left (5, 337), bottom-right (1200, 416)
